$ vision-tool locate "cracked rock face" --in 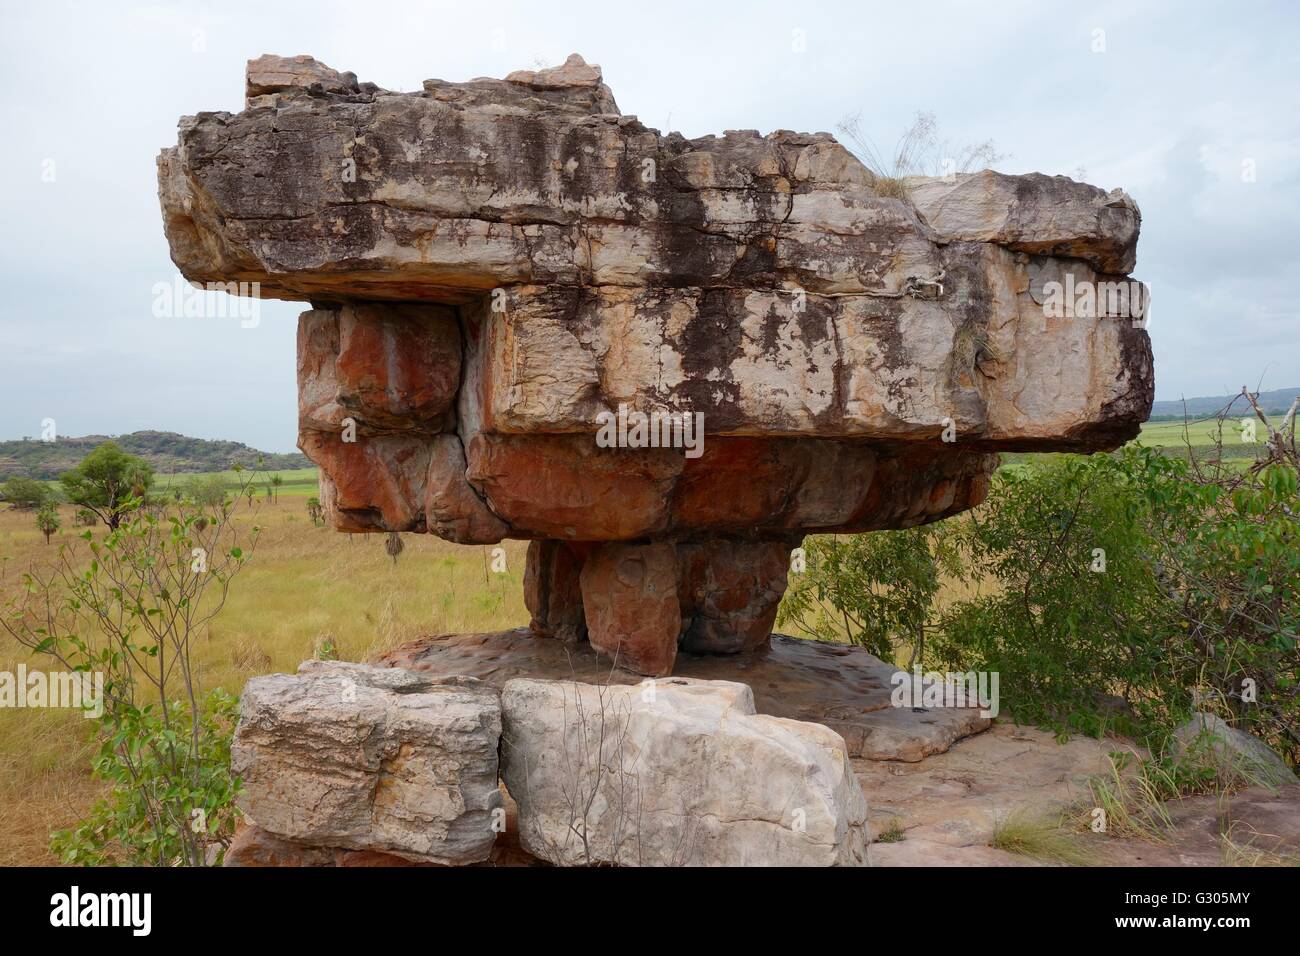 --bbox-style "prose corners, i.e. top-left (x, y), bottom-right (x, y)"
top-left (159, 53), bottom-right (1153, 676)
top-left (230, 662), bottom-right (502, 865)
top-left (499, 676), bottom-right (869, 866)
